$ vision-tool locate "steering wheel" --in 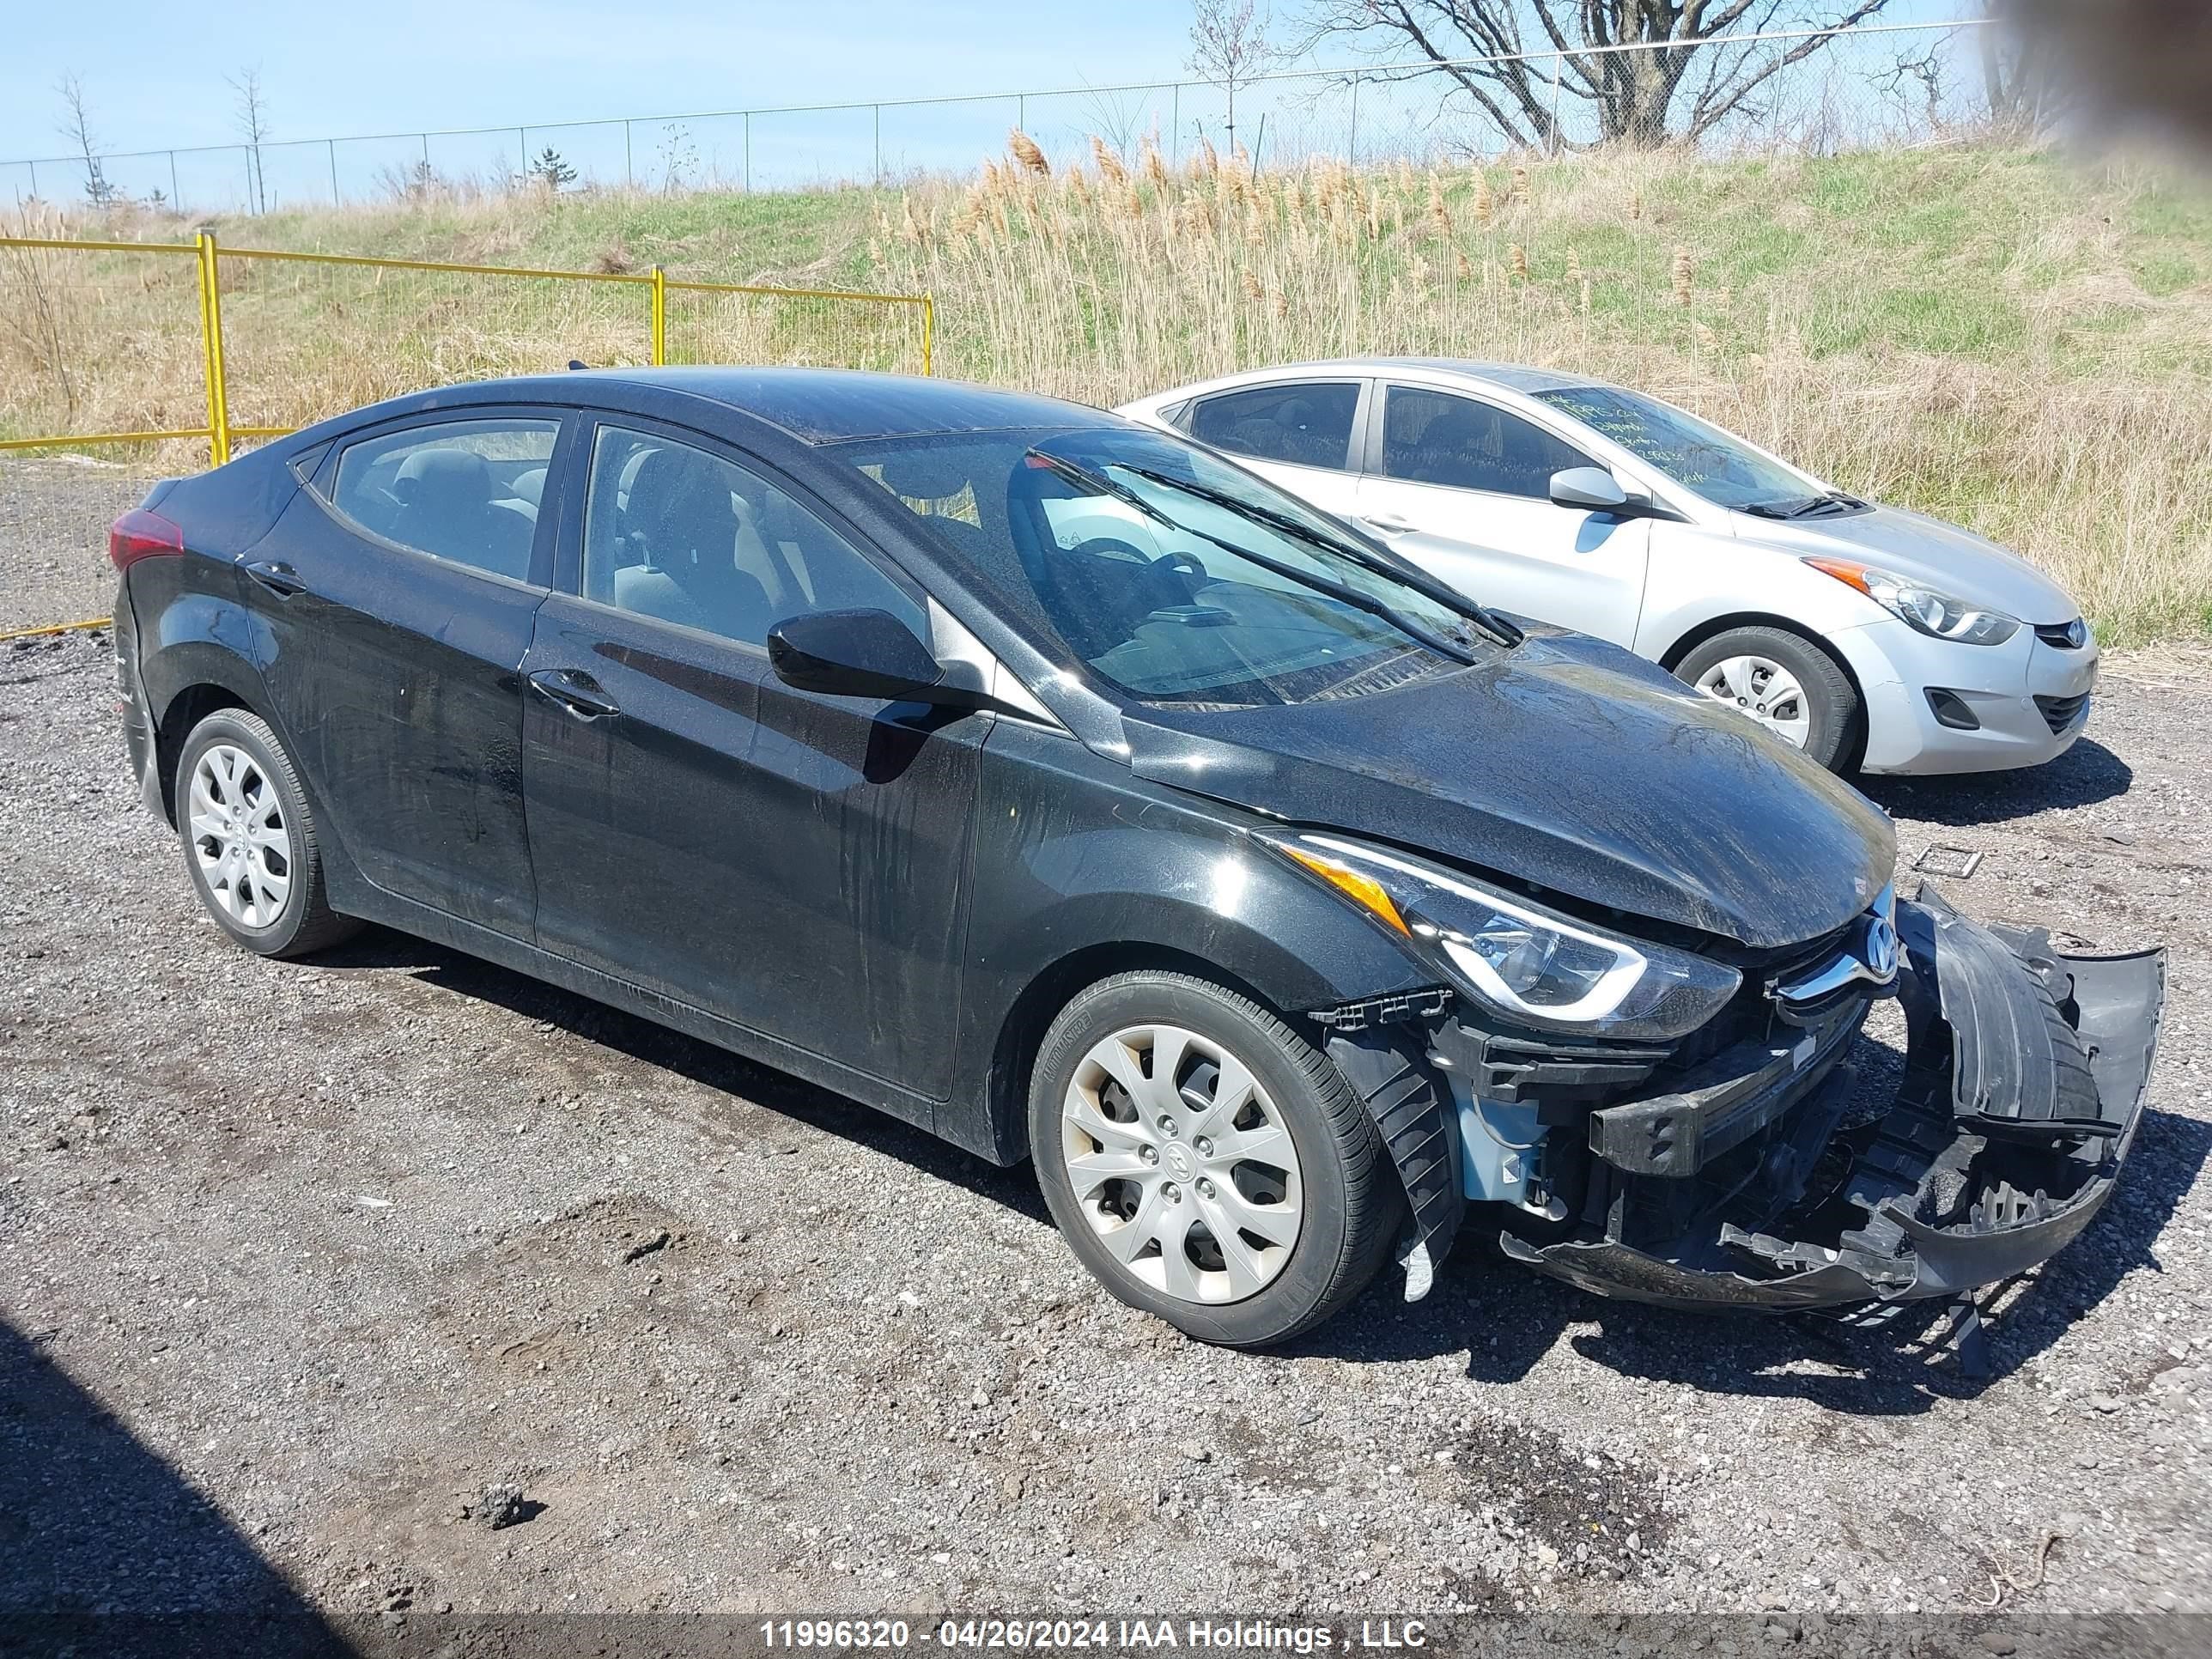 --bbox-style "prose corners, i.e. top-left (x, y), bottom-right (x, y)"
top-left (1152, 550), bottom-right (1207, 580)
top-left (1070, 535), bottom-right (1154, 563)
